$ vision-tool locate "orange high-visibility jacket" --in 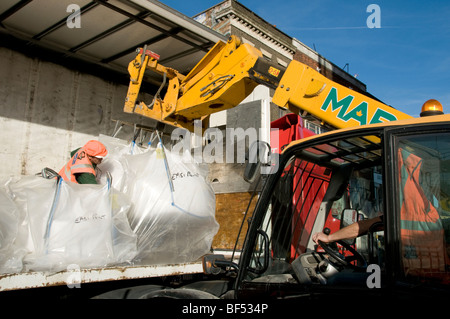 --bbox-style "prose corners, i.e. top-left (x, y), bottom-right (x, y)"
top-left (58, 147), bottom-right (96, 183)
top-left (398, 148), bottom-right (447, 275)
